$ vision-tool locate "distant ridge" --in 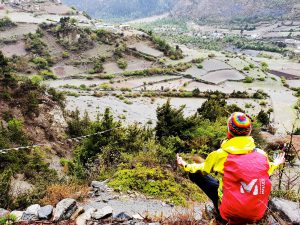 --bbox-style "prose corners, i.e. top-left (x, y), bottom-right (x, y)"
top-left (171, 0), bottom-right (300, 23)
top-left (62, 0), bottom-right (176, 21)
